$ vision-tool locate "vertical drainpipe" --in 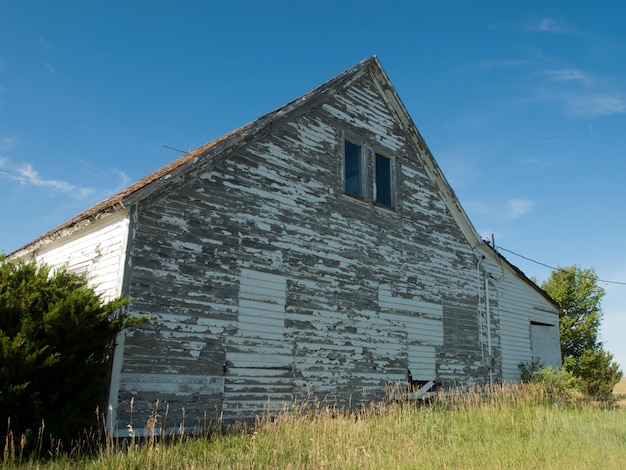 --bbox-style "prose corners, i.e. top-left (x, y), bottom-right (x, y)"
top-left (485, 274), bottom-right (493, 390)
top-left (476, 256), bottom-right (485, 358)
